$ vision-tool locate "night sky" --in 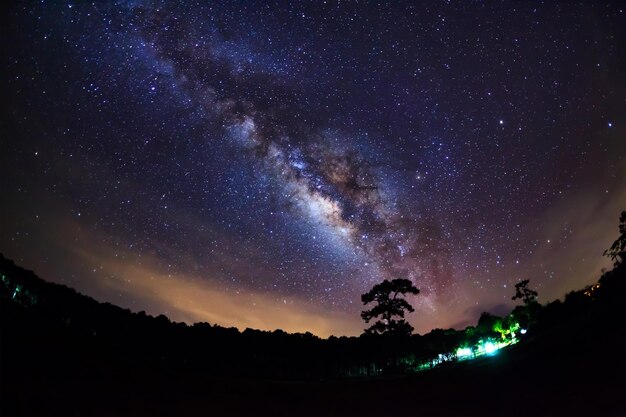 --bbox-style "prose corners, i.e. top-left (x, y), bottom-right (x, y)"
top-left (2, 1), bottom-right (625, 336)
